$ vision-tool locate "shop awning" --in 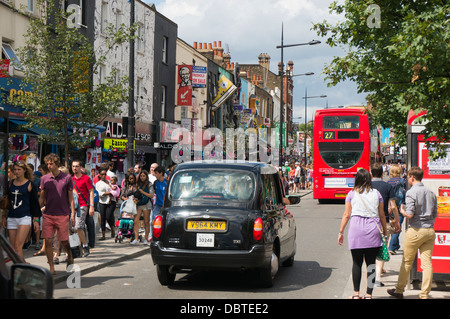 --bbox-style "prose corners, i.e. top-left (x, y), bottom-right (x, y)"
top-left (9, 119), bottom-right (49, 135)
top-left (9, 119), bottom-right (105, 135)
